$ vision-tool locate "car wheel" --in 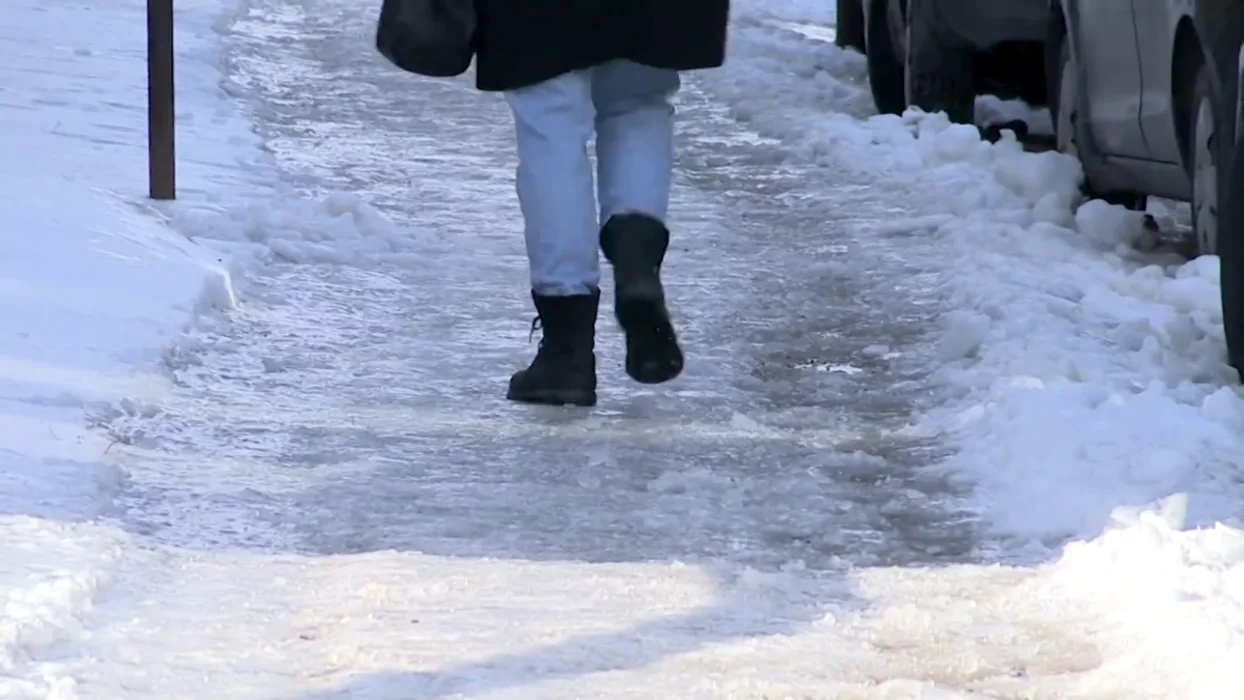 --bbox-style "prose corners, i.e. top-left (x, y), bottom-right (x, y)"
top-left (865, 0), bottom-right (905, 114)
top-left (835, 0), bottom-right (866, 53)
top-left (1189, 65), bottom-right (1223, 257)
top-left (1011, 46), bottom-right (1049, 107)
top-left (1220, 128), bottom-right (1244, 379)
top-left (1047, 25), bottom-right (1146, 209)
top-left (904, 0), bottom-right (974, 124)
